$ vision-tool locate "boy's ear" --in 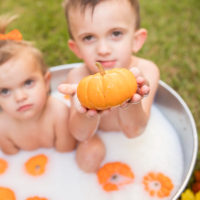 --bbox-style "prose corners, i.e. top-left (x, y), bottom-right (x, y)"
top-left (68, 39), bottom-right (82, 59)
top-left (132, 28), bottom-right (148, 53)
